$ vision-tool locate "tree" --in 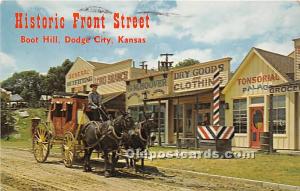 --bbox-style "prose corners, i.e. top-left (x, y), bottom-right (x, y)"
top-left (1, 70), bottom-right (43, 104)
top-left (44, 59), bottom-right (73, 94)
top-left (175, 58), bottom-right (200, 68)
top-left (0, 59), bottom-right (73, 103)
